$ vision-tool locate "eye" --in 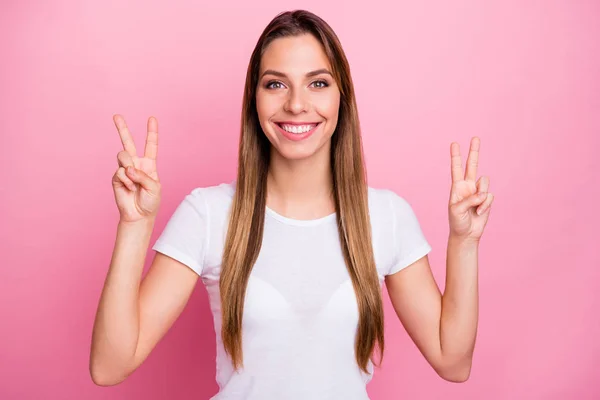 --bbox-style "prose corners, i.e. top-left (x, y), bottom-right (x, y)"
top-left (311, 80), bottom-right (329, 88)
top-left (265, 80), bottom-right (284, 89)
top-left (264, 79), bottom-right (330, 90)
